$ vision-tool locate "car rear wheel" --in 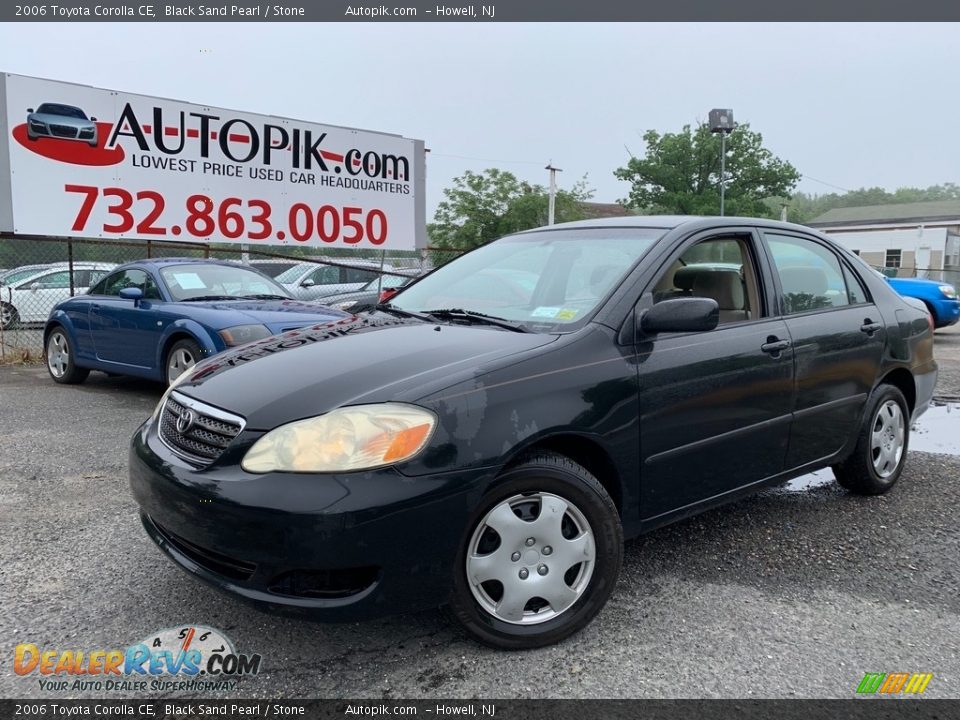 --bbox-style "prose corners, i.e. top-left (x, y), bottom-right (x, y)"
top-left (832, 383), bottom-right (910, 495)
top-left (0, 302), bottom-right (18, 330)
top-left (46, 327), bottom-right (89, 385)
top-left (450, 452), bottom-right (622, 649)
top-left (166, 338), bottom-right (202, 386)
